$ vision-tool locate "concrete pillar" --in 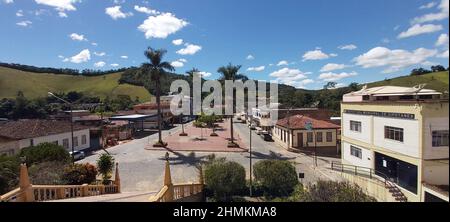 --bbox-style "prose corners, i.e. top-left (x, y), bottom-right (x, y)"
top-left (114, 163), bottom-right (121, 193)
top-left (198, 165), bottom-right (204, 185)
top-left (18, 164), bottom-right (34, 202)
top-left (81, 184), bottom-right (89, 197)
top-left (164, 152), bottom-right (174, 201)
